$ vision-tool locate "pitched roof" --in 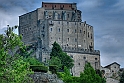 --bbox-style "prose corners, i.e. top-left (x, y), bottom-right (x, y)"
top-left (104, 62), bottom-right (120, 68)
